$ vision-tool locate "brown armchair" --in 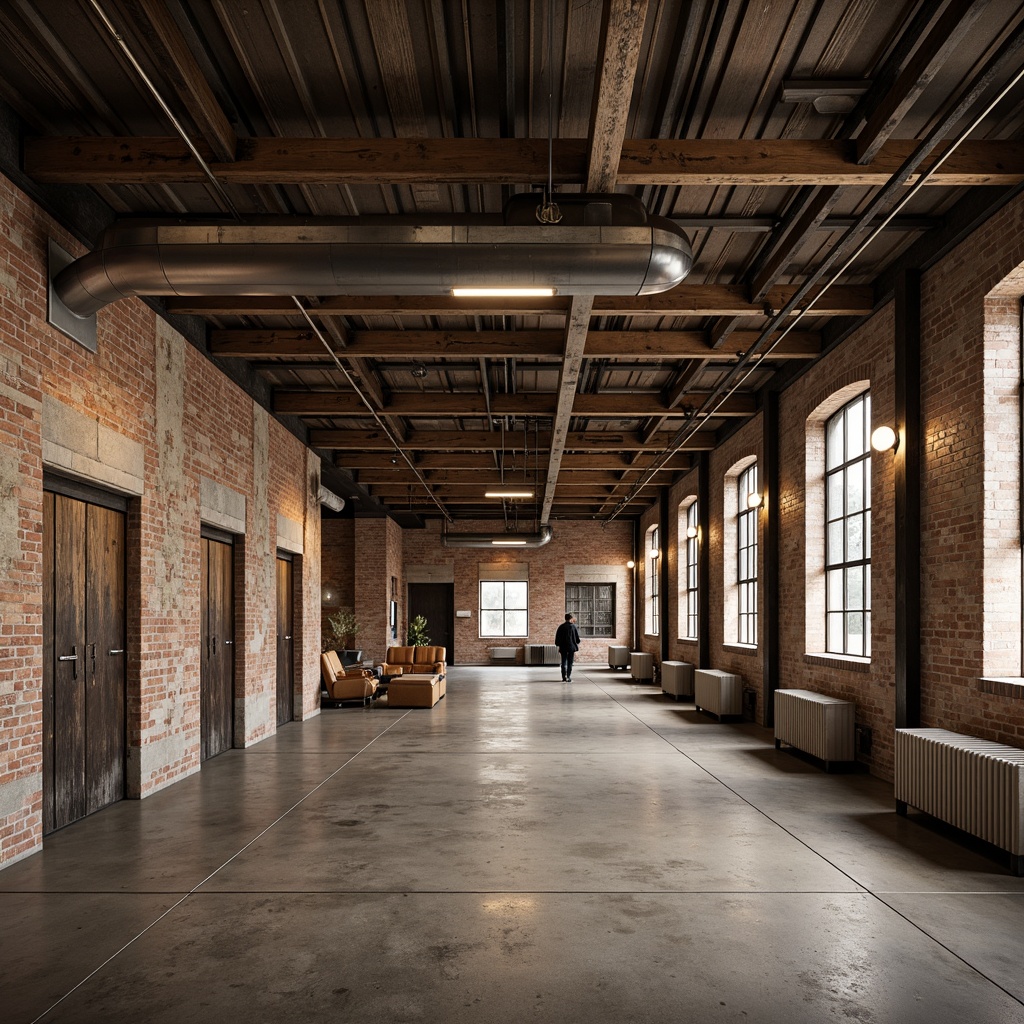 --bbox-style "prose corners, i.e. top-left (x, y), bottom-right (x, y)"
top-left (320, 650), bottom-right (378, 705)
top-left (381, 645), bottom-right (446, 678)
